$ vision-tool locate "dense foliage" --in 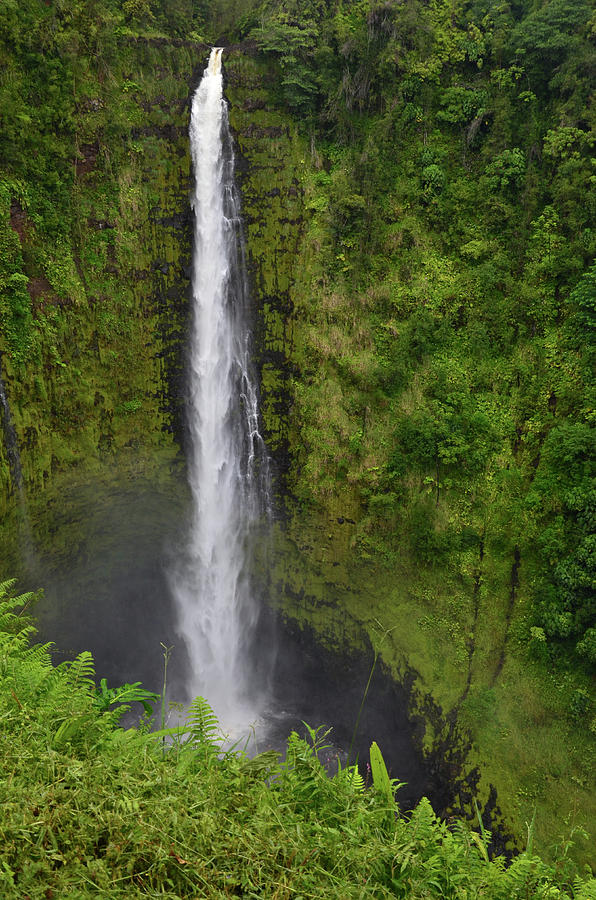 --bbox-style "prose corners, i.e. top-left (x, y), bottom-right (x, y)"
top-left (1, 582), bottom-right (594, 898)
top-left (0, 0), bottom-right (201, 361)
top-left (0, 0), bottom-right (594, 877)
top-left (237, 0), bottom-right (595, 671)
